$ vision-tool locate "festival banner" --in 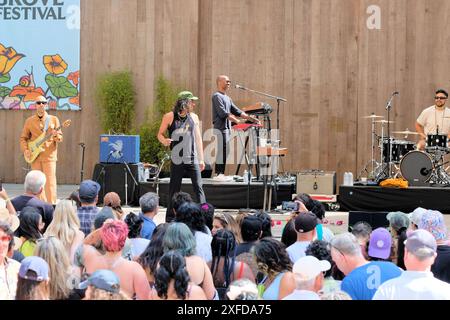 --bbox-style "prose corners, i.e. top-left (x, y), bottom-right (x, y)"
top-left (0, 0), bottom-right (80, 110)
